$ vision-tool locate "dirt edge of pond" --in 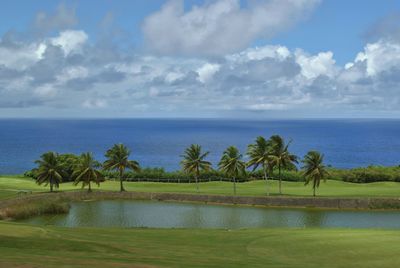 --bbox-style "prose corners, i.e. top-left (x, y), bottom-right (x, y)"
top-left (2, 191), bottom-right (400, 211)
